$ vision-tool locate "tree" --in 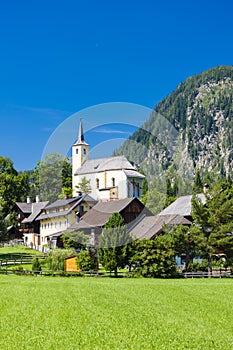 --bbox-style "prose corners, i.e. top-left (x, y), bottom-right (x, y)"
top-left (62, 231), bottom-right (88, 250)
top-left (0, 208), bottom-right (7, 243)
top-left (131, 238), bottom-right (178, 278)
top-left (0, 156), bottom-right (30, 216)
top-left (32, 257), bottom-right (42, 272)
top-left (193, 169), bottom-right (203, 193)
top-left (75, 176), bottom-right (92, 194)
top-left (31, 153), bottom-right (70, 203)
top-left (46, 249), bottom-right (73, 271)
top-left (98, 213), bottom-right (132, 276)
top-left (191, 180), bottom-right (233, 275)
top-left (161, 224), bottom-right (198, 271)
top-left (76, 250), bottom-right (96, 272)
